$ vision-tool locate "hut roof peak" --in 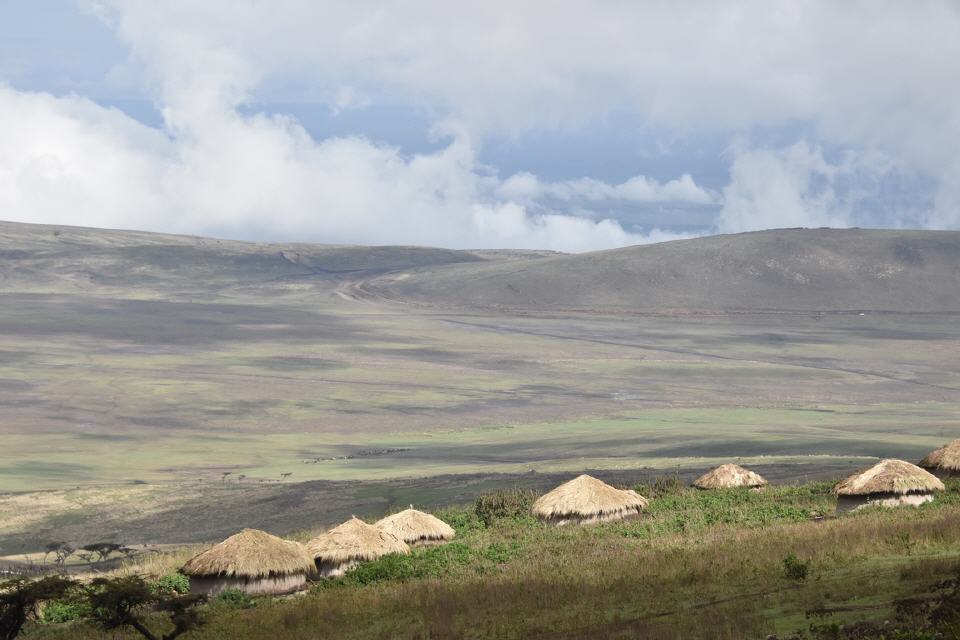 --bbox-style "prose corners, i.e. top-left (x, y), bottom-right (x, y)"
top-left (693, 463), bottom-right (768, 489)
top-left (306, 517), bottom-right (409, 563)
top-left (532, 474), bottom-right (648, 519)
top-left (374, 508), bottom-right (455, 544)
top-left (181, 528), bottom-right (314, 578)
top-left (833, 458), bottom-right (945, 496)
top-left (920, 439), bottom-right (960, 472)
